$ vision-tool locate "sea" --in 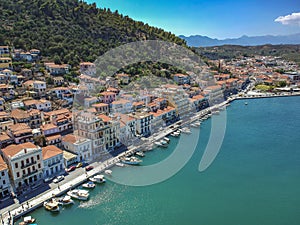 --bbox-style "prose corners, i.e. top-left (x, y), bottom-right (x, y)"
top-left (19, 97), bottom-right (300, 225)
